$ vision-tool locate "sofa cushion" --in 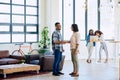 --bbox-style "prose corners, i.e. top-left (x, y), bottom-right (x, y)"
top-left (30, 60), bottom-right (40, 65)
top-left (44, 51), bottom-right (53, 55)
top-left (0, 50), bottom-right (9, 58)
top-left (10, 55), bottom-right (25, 60)
top-left (0, 60), bottom-right (7, 65)
top-left (0, 58), bottom-right (21, 64)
